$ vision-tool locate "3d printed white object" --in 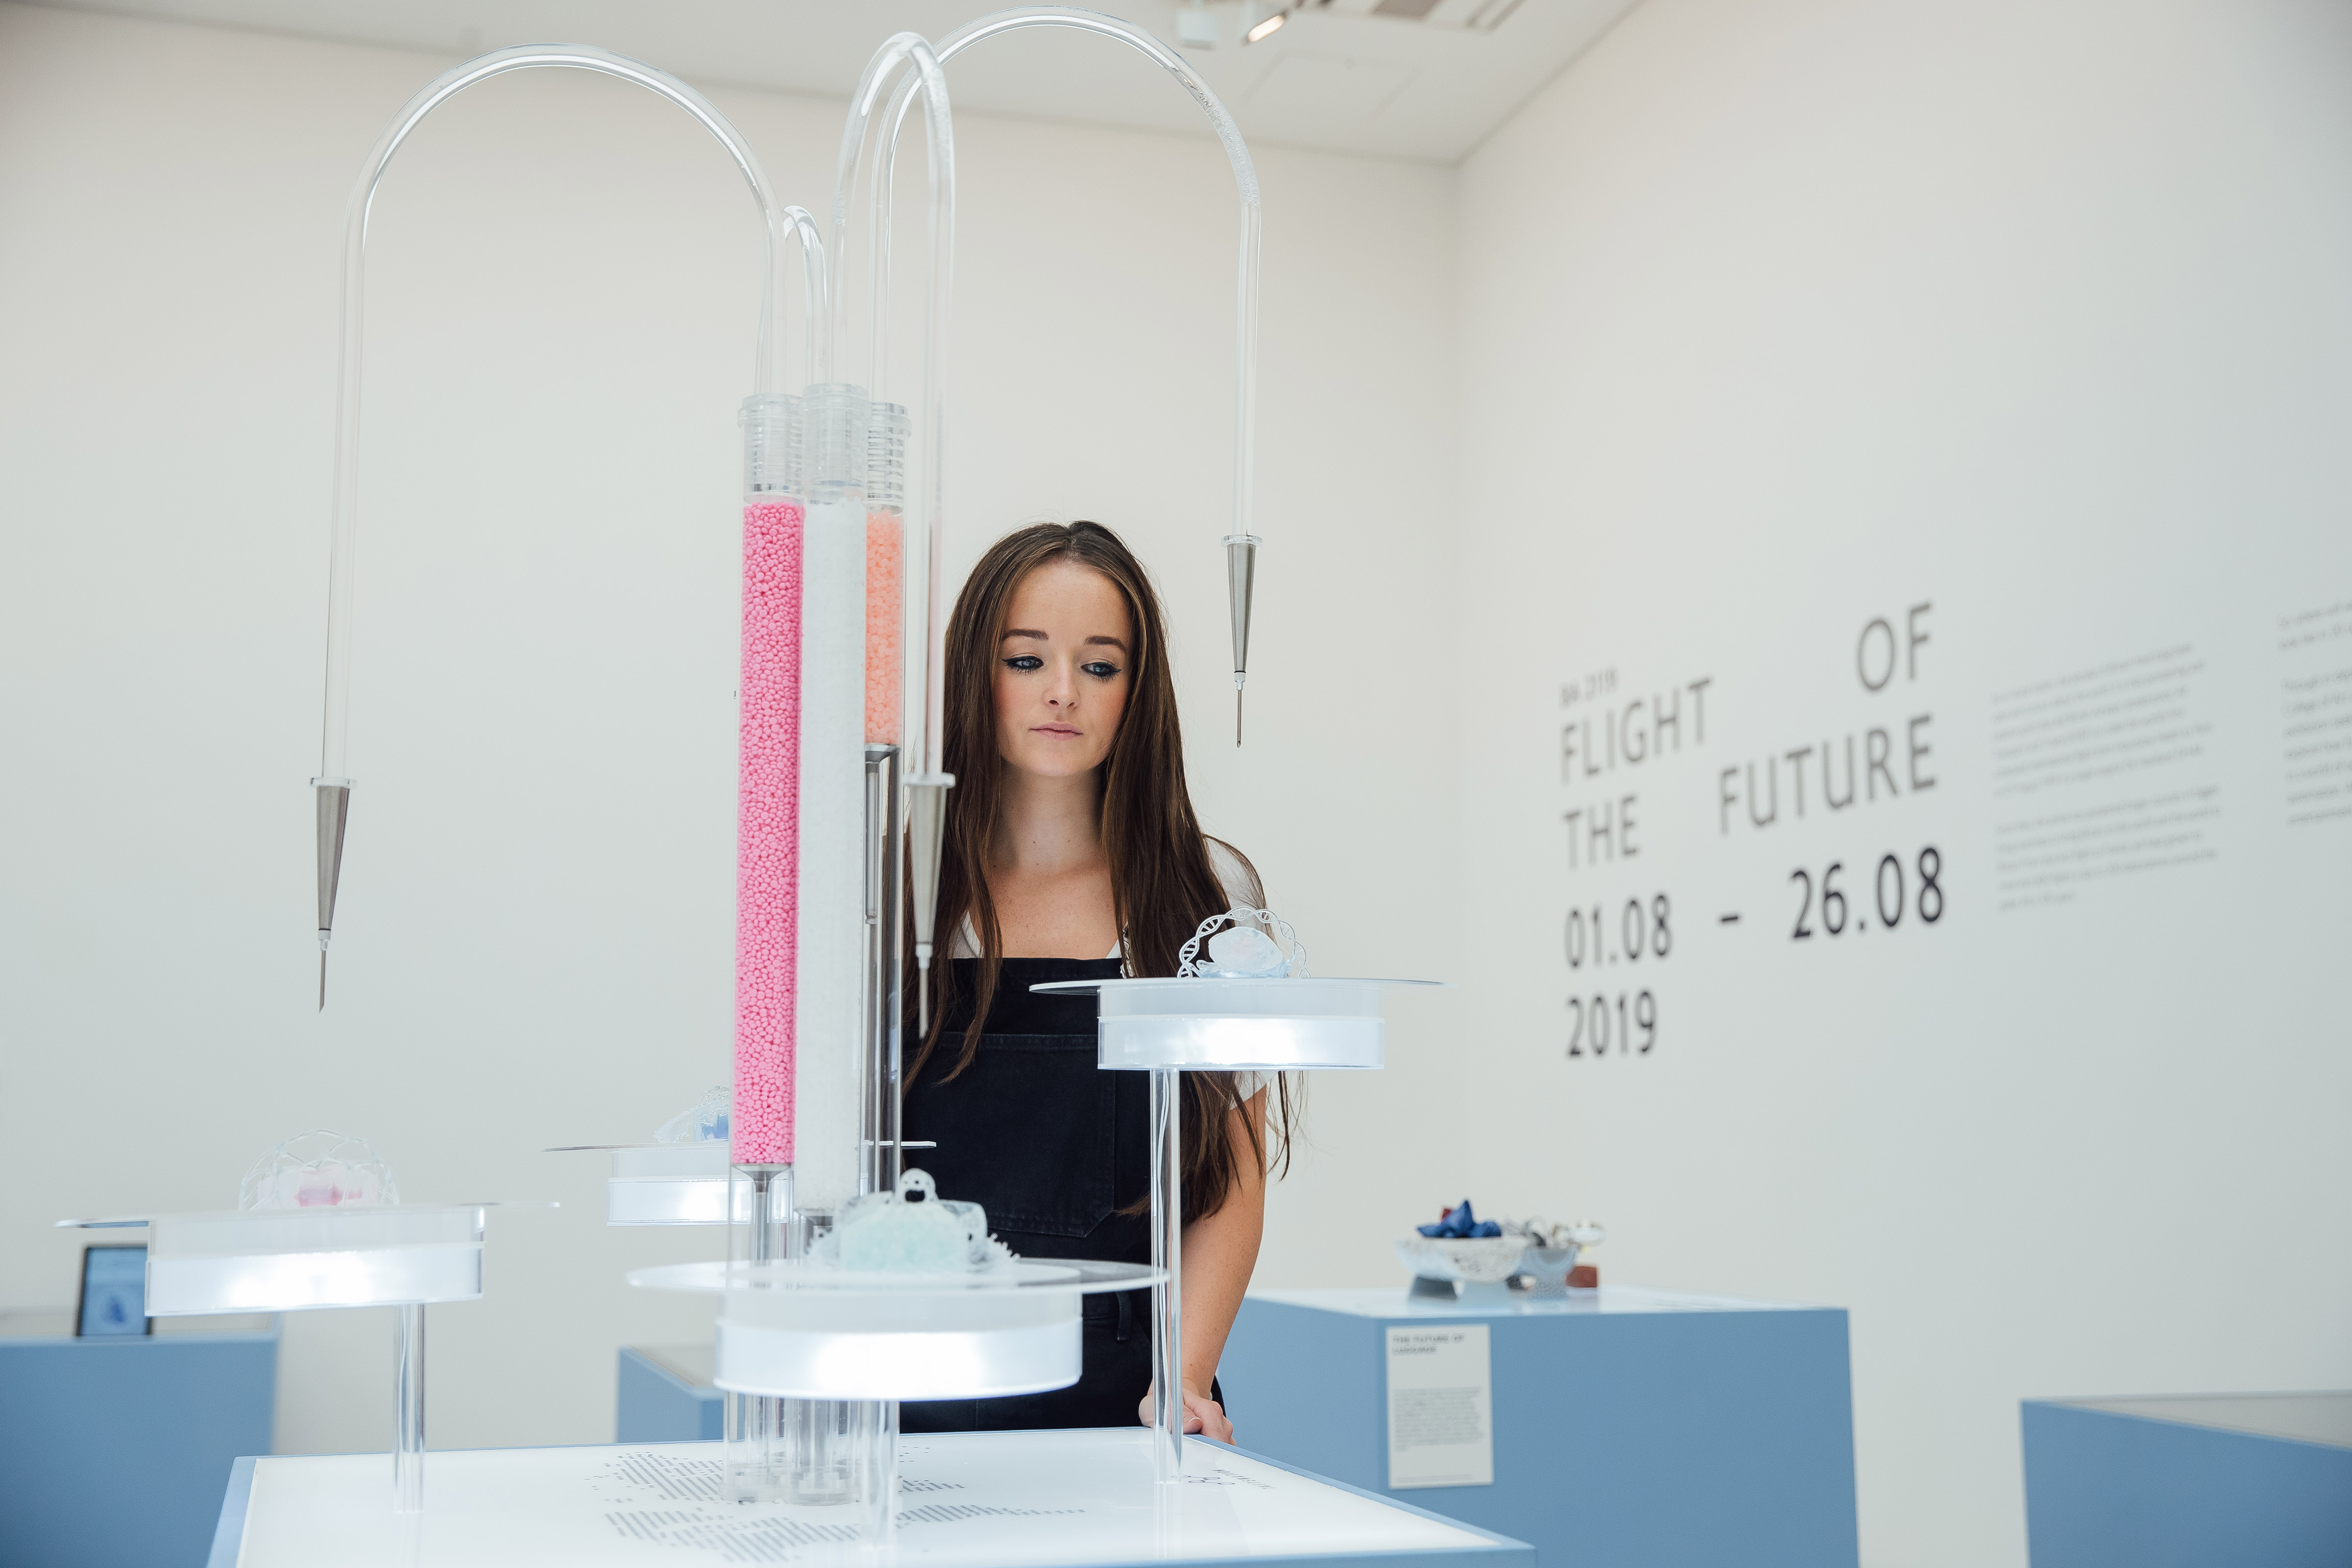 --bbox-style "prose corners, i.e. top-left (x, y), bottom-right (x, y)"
top-left (828, 1169), bottom-right (1003, 1271)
